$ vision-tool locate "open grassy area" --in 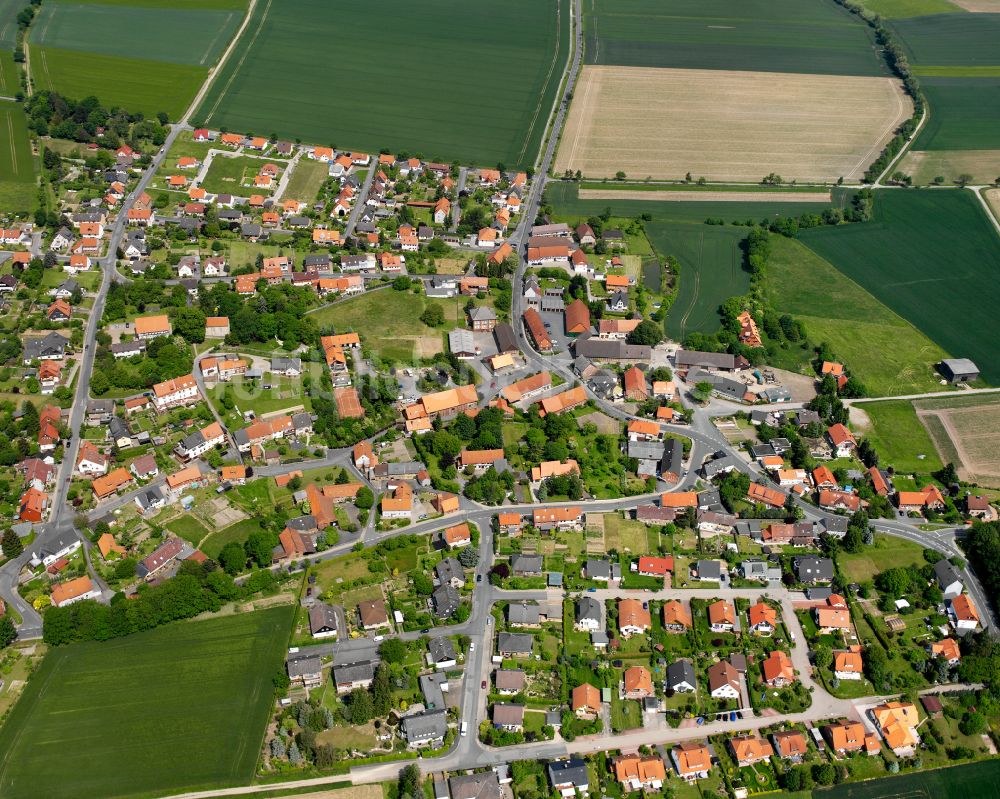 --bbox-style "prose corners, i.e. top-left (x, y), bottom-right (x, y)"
top-left (857, 399), bottom-right (944, 474)
top-left (200, 153), bottom-right (283, 195)
top-left (839, 532), bottom-right (927, 583)
top-left (195, 0), bottom-right (569, 169)
top-left (766, 235), bottom-right (948, 395)
top-left (584, 0), bottom-right (887, 76)
top-left (0, 100), bottom-right (35, 214)
top-left (602, 513), bottom-right (650, 554)
top-left (644, 222), bottom-right (748, 339)
top-left (799, 189), bottom-right (1000, 385)
top-left (815, 759), bottom-right (1000, 799)
top-left (284, 157), bottom-right (329, 203)
top-left (166, 513), bottom-right (212, 545)
top-left (0, 606), bottom-right (293, 799)
top-left (308, 289), bottom-right (476, 362)
top-left (901, 149), bottom-right (1000, 184)
top-left (0, 0), bottom-right (24, 48)
top-left (201, 517), bottom-right (270, 559)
